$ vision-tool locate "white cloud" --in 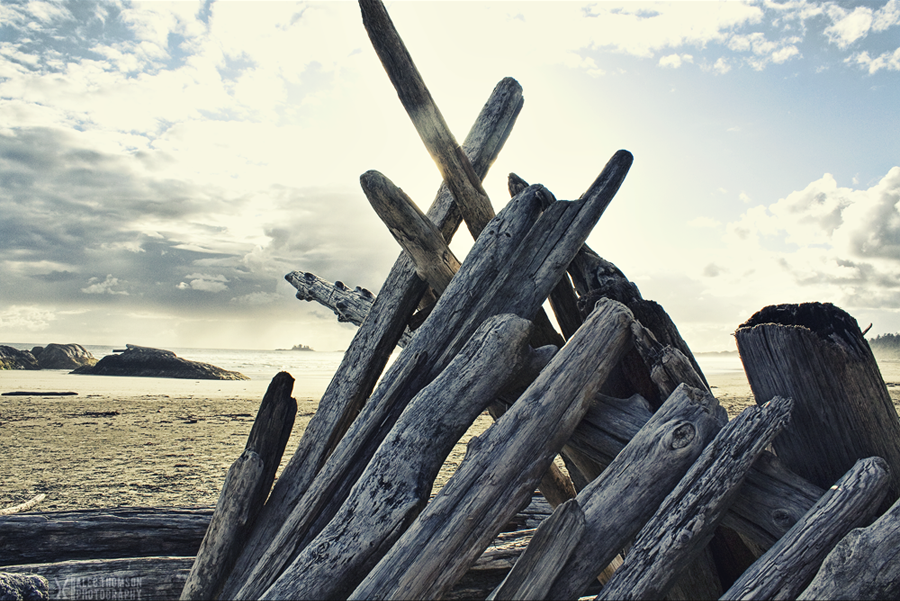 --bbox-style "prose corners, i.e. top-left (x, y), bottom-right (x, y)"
top-left (82, 274), bottom-right (129, 295)
top-left (659, 53), bottom-right (693, 68)
top-left (825, 5), bottom-right (874, 48)
top-left (178, 273), bottom-right (229, 293)
top-left (0, 305), bottom-right (56, 331)
top-left (845, 47), bottom-right (900, 74)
